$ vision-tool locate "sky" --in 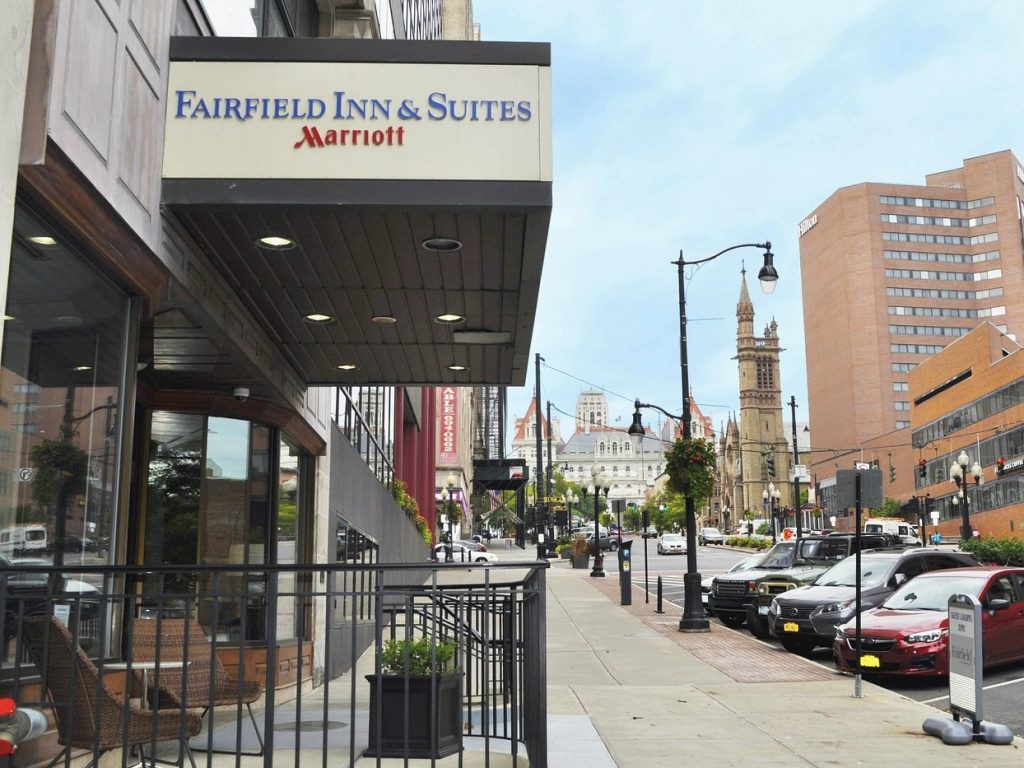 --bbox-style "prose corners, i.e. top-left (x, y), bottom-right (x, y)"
top-left (470, 0), bottom-right (1024, 449)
